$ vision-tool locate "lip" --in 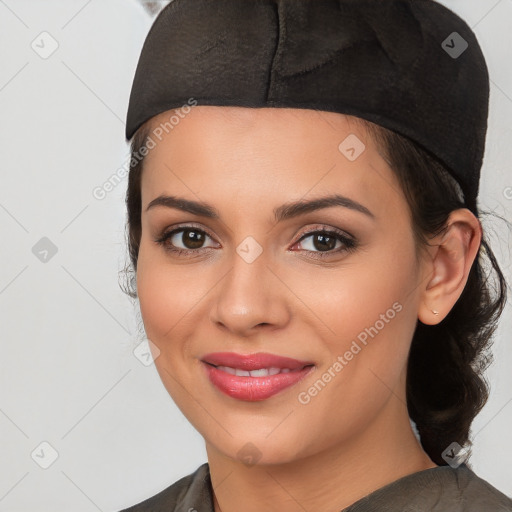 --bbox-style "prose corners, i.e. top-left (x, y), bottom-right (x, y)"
top-left (201, 352), bottom-right (315, 401)
top-left (201, 352), bottom-right (313, 371)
